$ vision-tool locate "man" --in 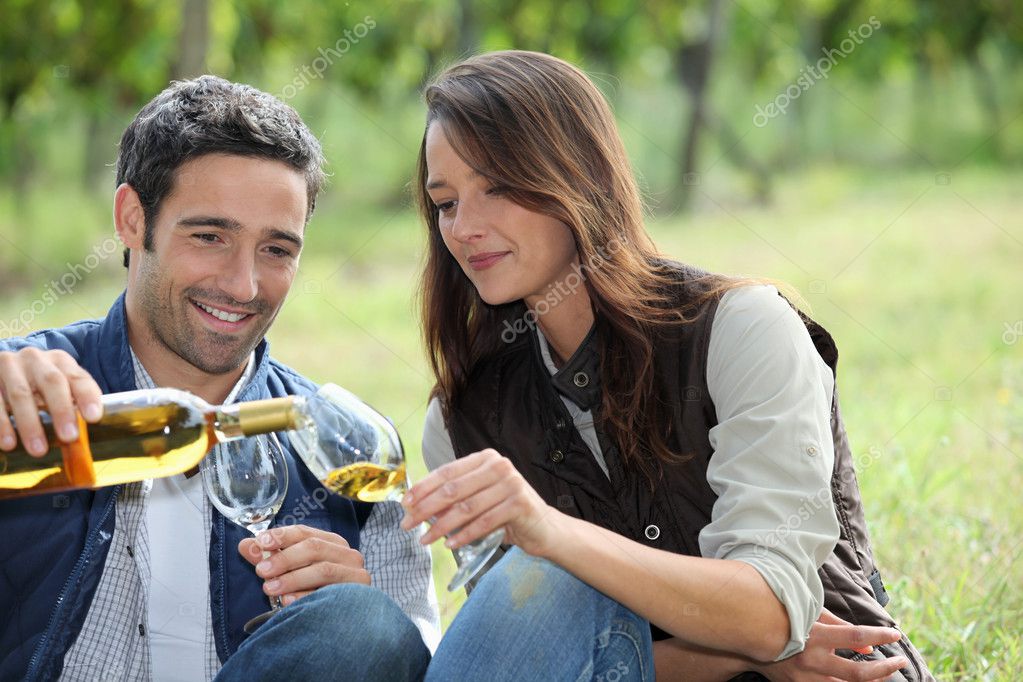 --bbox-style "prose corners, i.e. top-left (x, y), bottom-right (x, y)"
top-left (0, 76), bottom-right (438, 681)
